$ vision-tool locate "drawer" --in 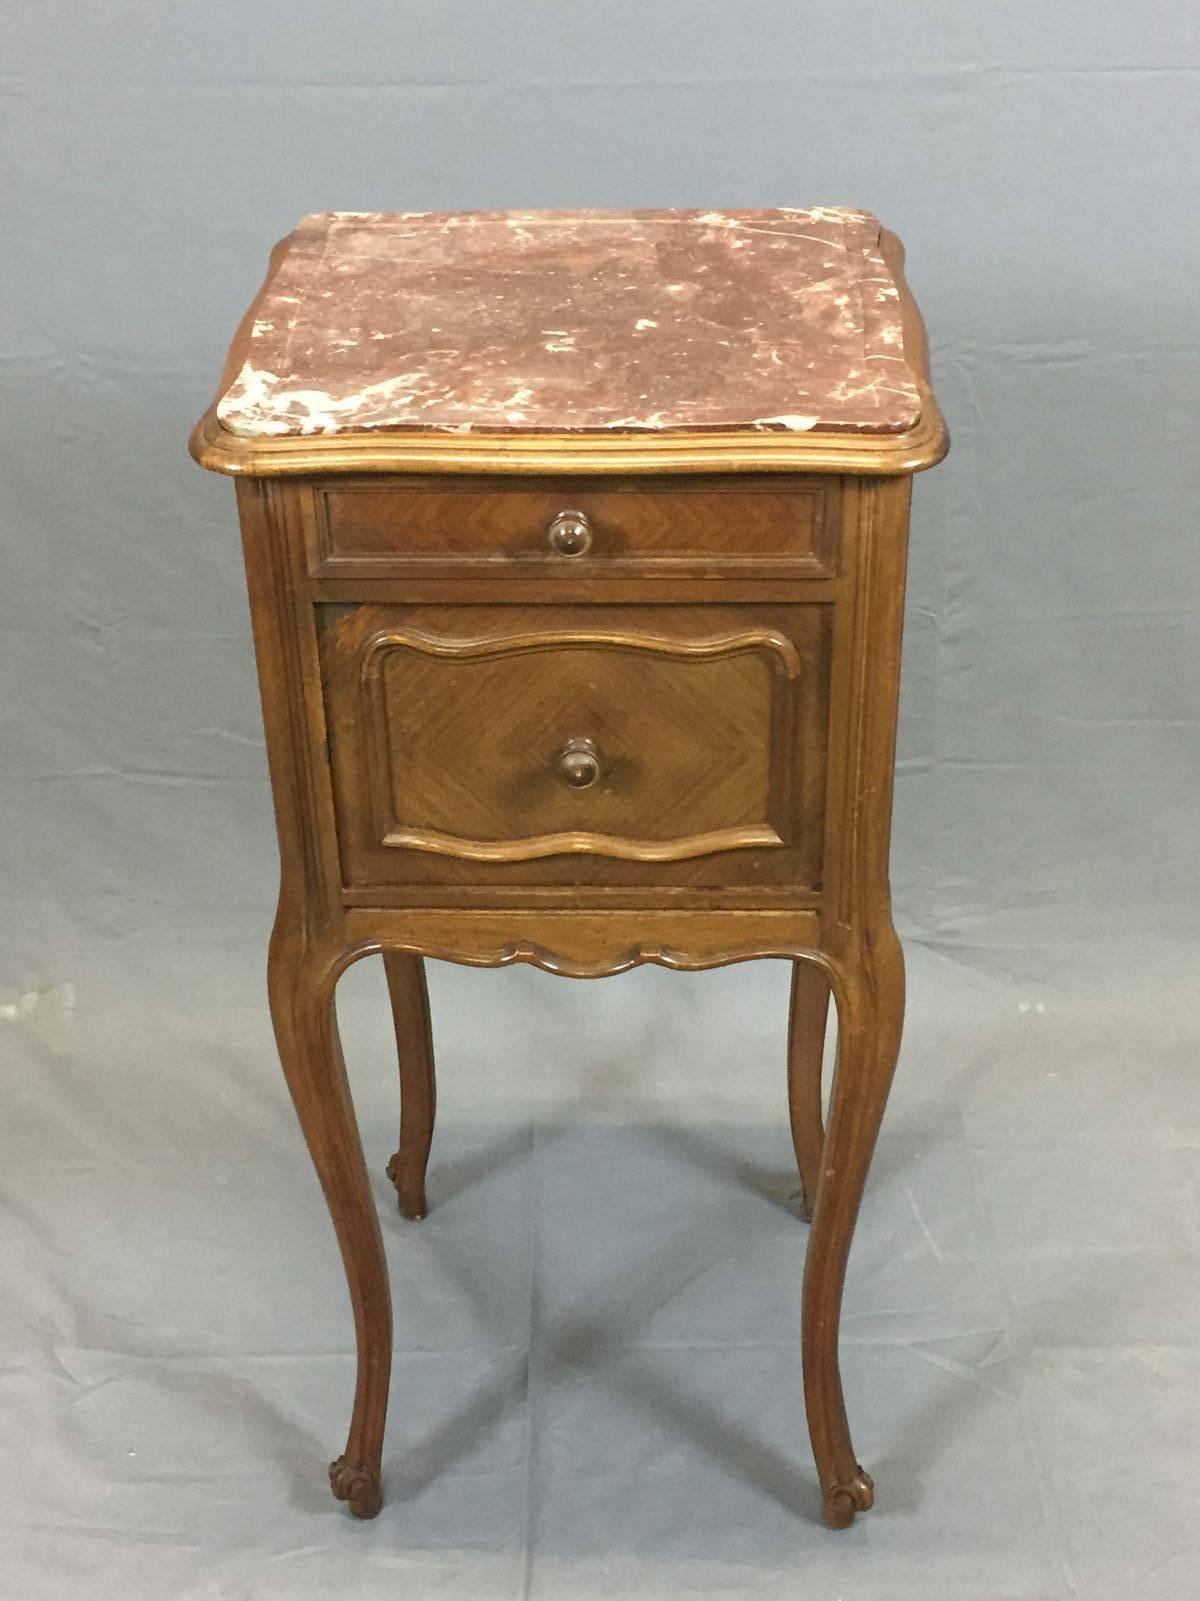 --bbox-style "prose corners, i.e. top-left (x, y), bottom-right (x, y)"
top-left (303, 475), bottom-right (839, 581)
top-left (318, 602), bottom-right (831, 896)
